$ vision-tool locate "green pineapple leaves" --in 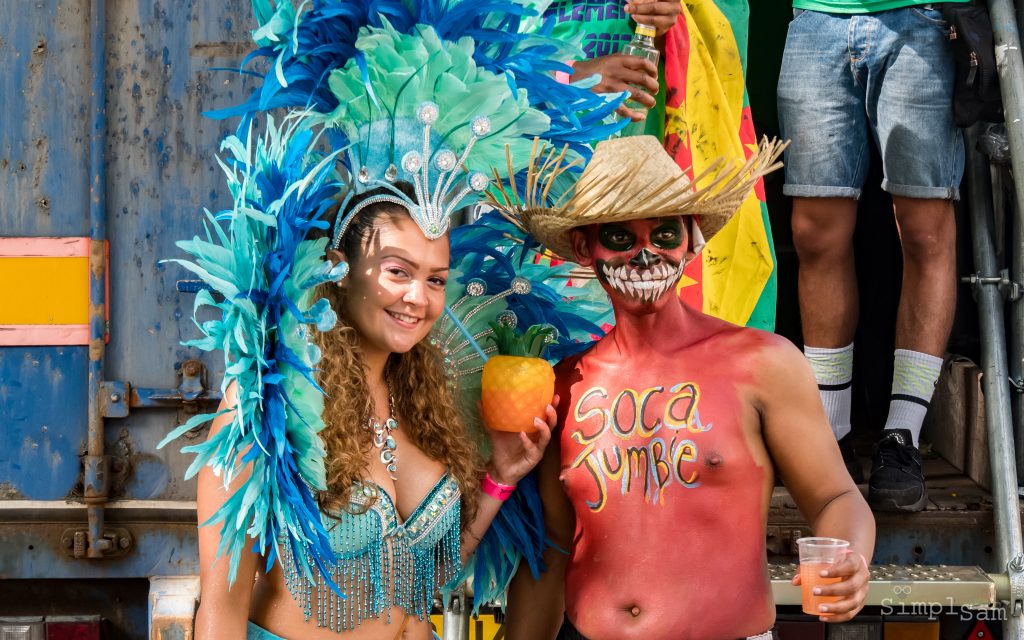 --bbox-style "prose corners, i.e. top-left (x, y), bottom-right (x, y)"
top-left (487, 323), bottom-right (556, 359)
